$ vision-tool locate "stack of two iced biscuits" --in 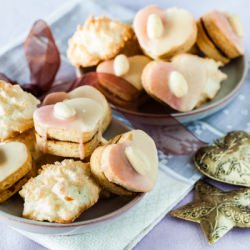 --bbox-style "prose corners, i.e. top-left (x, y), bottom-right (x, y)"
top-left (33, 86), bottom-right (112, 160)
top-left (0, 81), bottom-right (40, 202)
